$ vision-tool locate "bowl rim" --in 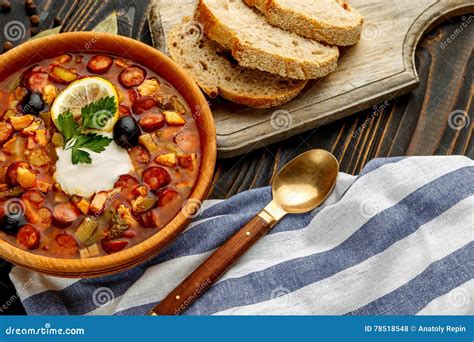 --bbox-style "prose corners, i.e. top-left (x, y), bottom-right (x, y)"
top-left (0, 32), bottom-right (217, 277)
